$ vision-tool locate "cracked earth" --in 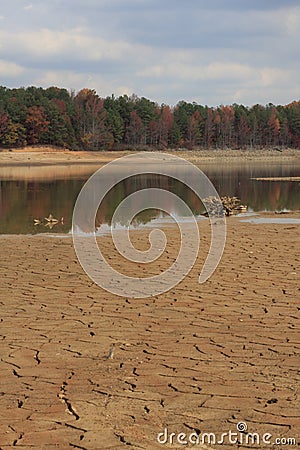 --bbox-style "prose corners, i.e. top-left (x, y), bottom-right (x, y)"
top-left (0, 217), bottom-right (299, 449)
